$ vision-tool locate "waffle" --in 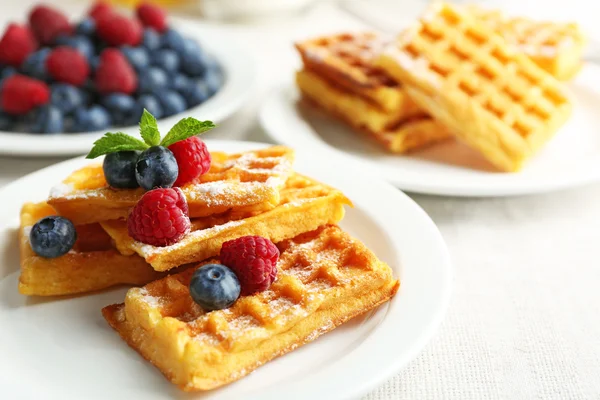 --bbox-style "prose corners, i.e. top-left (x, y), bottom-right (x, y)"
top-left (376, 3), bottom-right (572, 172)
top-left (297, 68), bottom-right (452, 153)
top-left (295, 32), bottom-right (423, 118)
top-left (468, 5), bottom-right (586, 81)
top-left (100, 174), bottom-right (351, 272)
top-left (18, 202), bottom-right (167, 296)
top-left (48, 146), bottom-right (295, 225)
top-left (102, 225), bottom-right (399, 391)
